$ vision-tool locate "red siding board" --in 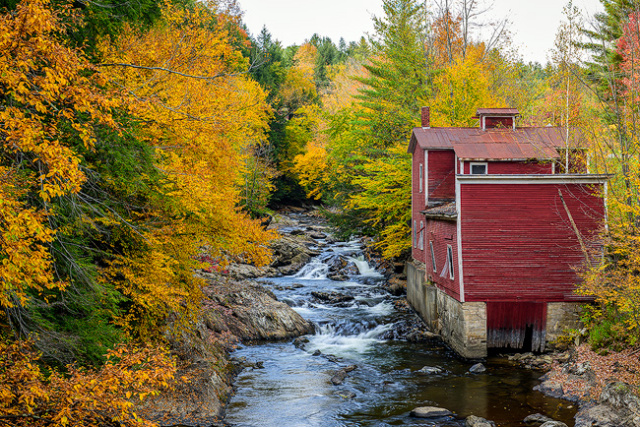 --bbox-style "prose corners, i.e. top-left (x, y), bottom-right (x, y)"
top-left (411, 145), bottom-right (426, 263)
top-left (426, 220), bottom-right (460, 300)
top-left (460, 183), bottom-right (605, 302)
top-left (428, 150), bottom-right (456, 200)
